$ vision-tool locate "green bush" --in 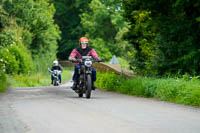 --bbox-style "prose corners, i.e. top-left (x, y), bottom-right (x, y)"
top-left (0, 28), bottom-right (18, 47)
top-left (0, 44), bottom-right (32, 74)
top-left (96, 72), bottom-right (121, 91)
top-left (96, 72), bottom-right (200, 107)
top-left (154, 78), bottom-right (180, 101)
top-left (0, 46), bottom-right (19, 74)
top-left (9, 43), bottom-right (32, 74)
